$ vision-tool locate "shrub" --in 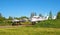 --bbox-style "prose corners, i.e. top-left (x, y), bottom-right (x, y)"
top-left (34, 19), bottom-right (60, 28)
